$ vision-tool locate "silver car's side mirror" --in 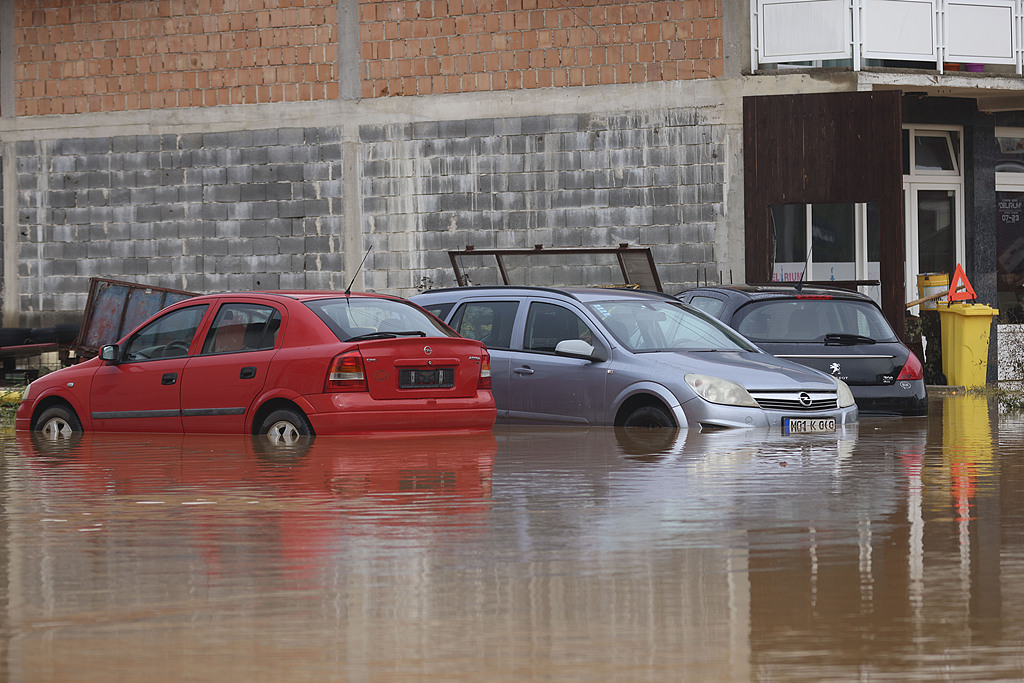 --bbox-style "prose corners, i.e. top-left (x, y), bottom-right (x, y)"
top-left (100, 344), bottom-right (120, 364)
top-left (555, 339), bottom-right (607, 362)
